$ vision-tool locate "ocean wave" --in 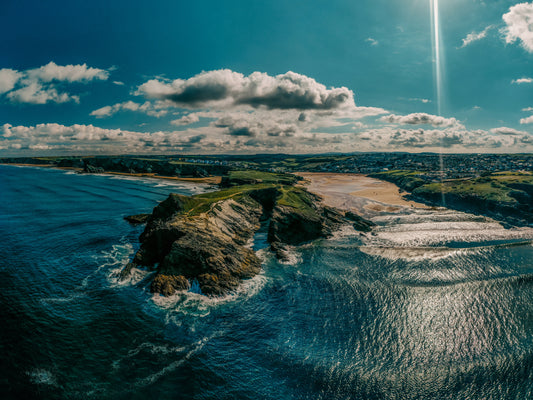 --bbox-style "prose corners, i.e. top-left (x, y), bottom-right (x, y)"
top-left (40, 291), bottom-right (87, 304)
top-left (360, 246), bottom-right (470, 262)
top-left (367, 221), bottom-right (533, 248)
top-left (86, 242), bottom-right (136, 287)
top-left (277, 246), bottom-right (303, 266)
top-left (135, 336), bottom-right (214, 387)
top-left (112, 342), bottom-right (189, 371)
top-left (149, 271), bottom-right (269, 320)
top-left (27, 368), bottom-right (57, 386)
